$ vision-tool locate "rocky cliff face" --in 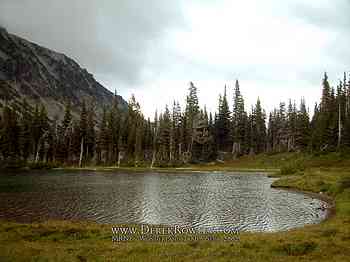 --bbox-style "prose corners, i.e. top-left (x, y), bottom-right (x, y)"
top-left (0, 27), bottom-right (127, 118)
